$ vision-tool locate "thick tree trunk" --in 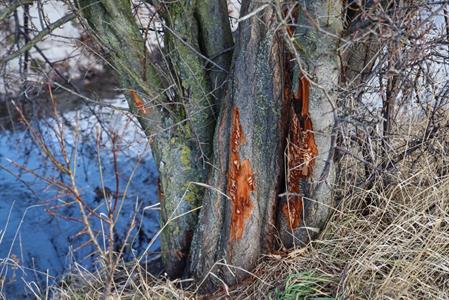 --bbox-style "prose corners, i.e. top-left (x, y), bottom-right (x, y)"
top-left (154, 1), bottom-right (230, 277)
top-left (189, 2), bottom-right (288, 288)
top-left (78, 0), bottom-right (233, 277)
top-left (189, 0), bottom-right (342, 290)
top-left (78, 0), bottom-right (342, 292)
